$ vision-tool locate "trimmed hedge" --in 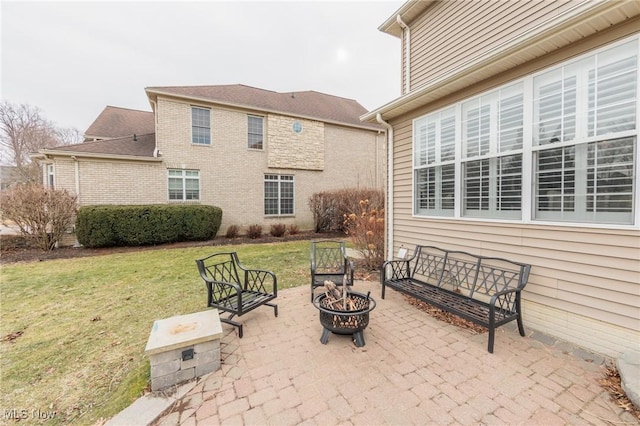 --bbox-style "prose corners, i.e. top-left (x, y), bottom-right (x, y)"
top-left (76, 205), bottom-right (222, 248)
